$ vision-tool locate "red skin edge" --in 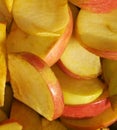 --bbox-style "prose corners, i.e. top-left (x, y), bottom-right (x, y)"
top-left (57, 60), bottom-right (101, 80)
top-left (20, 52), bottom-right (64, 120)
top-left (44, 8), bottom-right (73, 66)
top-left (62, 98), bottom-right (111, 119)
